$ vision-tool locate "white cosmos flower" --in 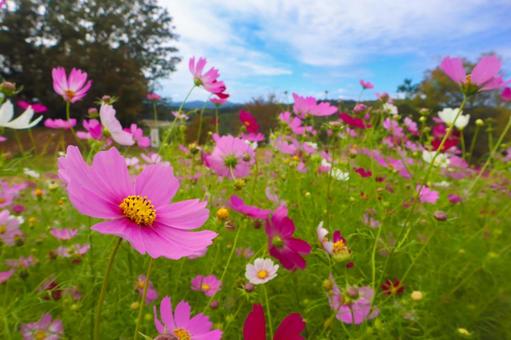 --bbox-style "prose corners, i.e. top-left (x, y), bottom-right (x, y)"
top-left (245, 258), bottom-right (279, 285)
top-left (383, 103), bottom-right (398, 115)
top-left (331, 168), bottom-right (350, 181)
top-left (0, 100), bottom-right (42, 129)
top-left (23, 168), bottom-right (40, 179)
top-left (438, 108), bottom-right (470, 130)
top-left (422, 150), bottom-right (449, 168)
